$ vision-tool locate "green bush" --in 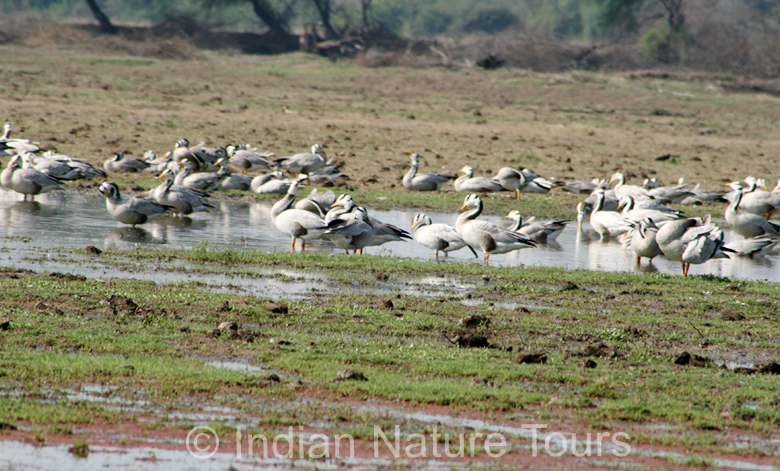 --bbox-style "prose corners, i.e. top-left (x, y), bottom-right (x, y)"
top-left (417, 8), bottom-right (453, 35)
top-left (463, 8), bottom-right (518, 34)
